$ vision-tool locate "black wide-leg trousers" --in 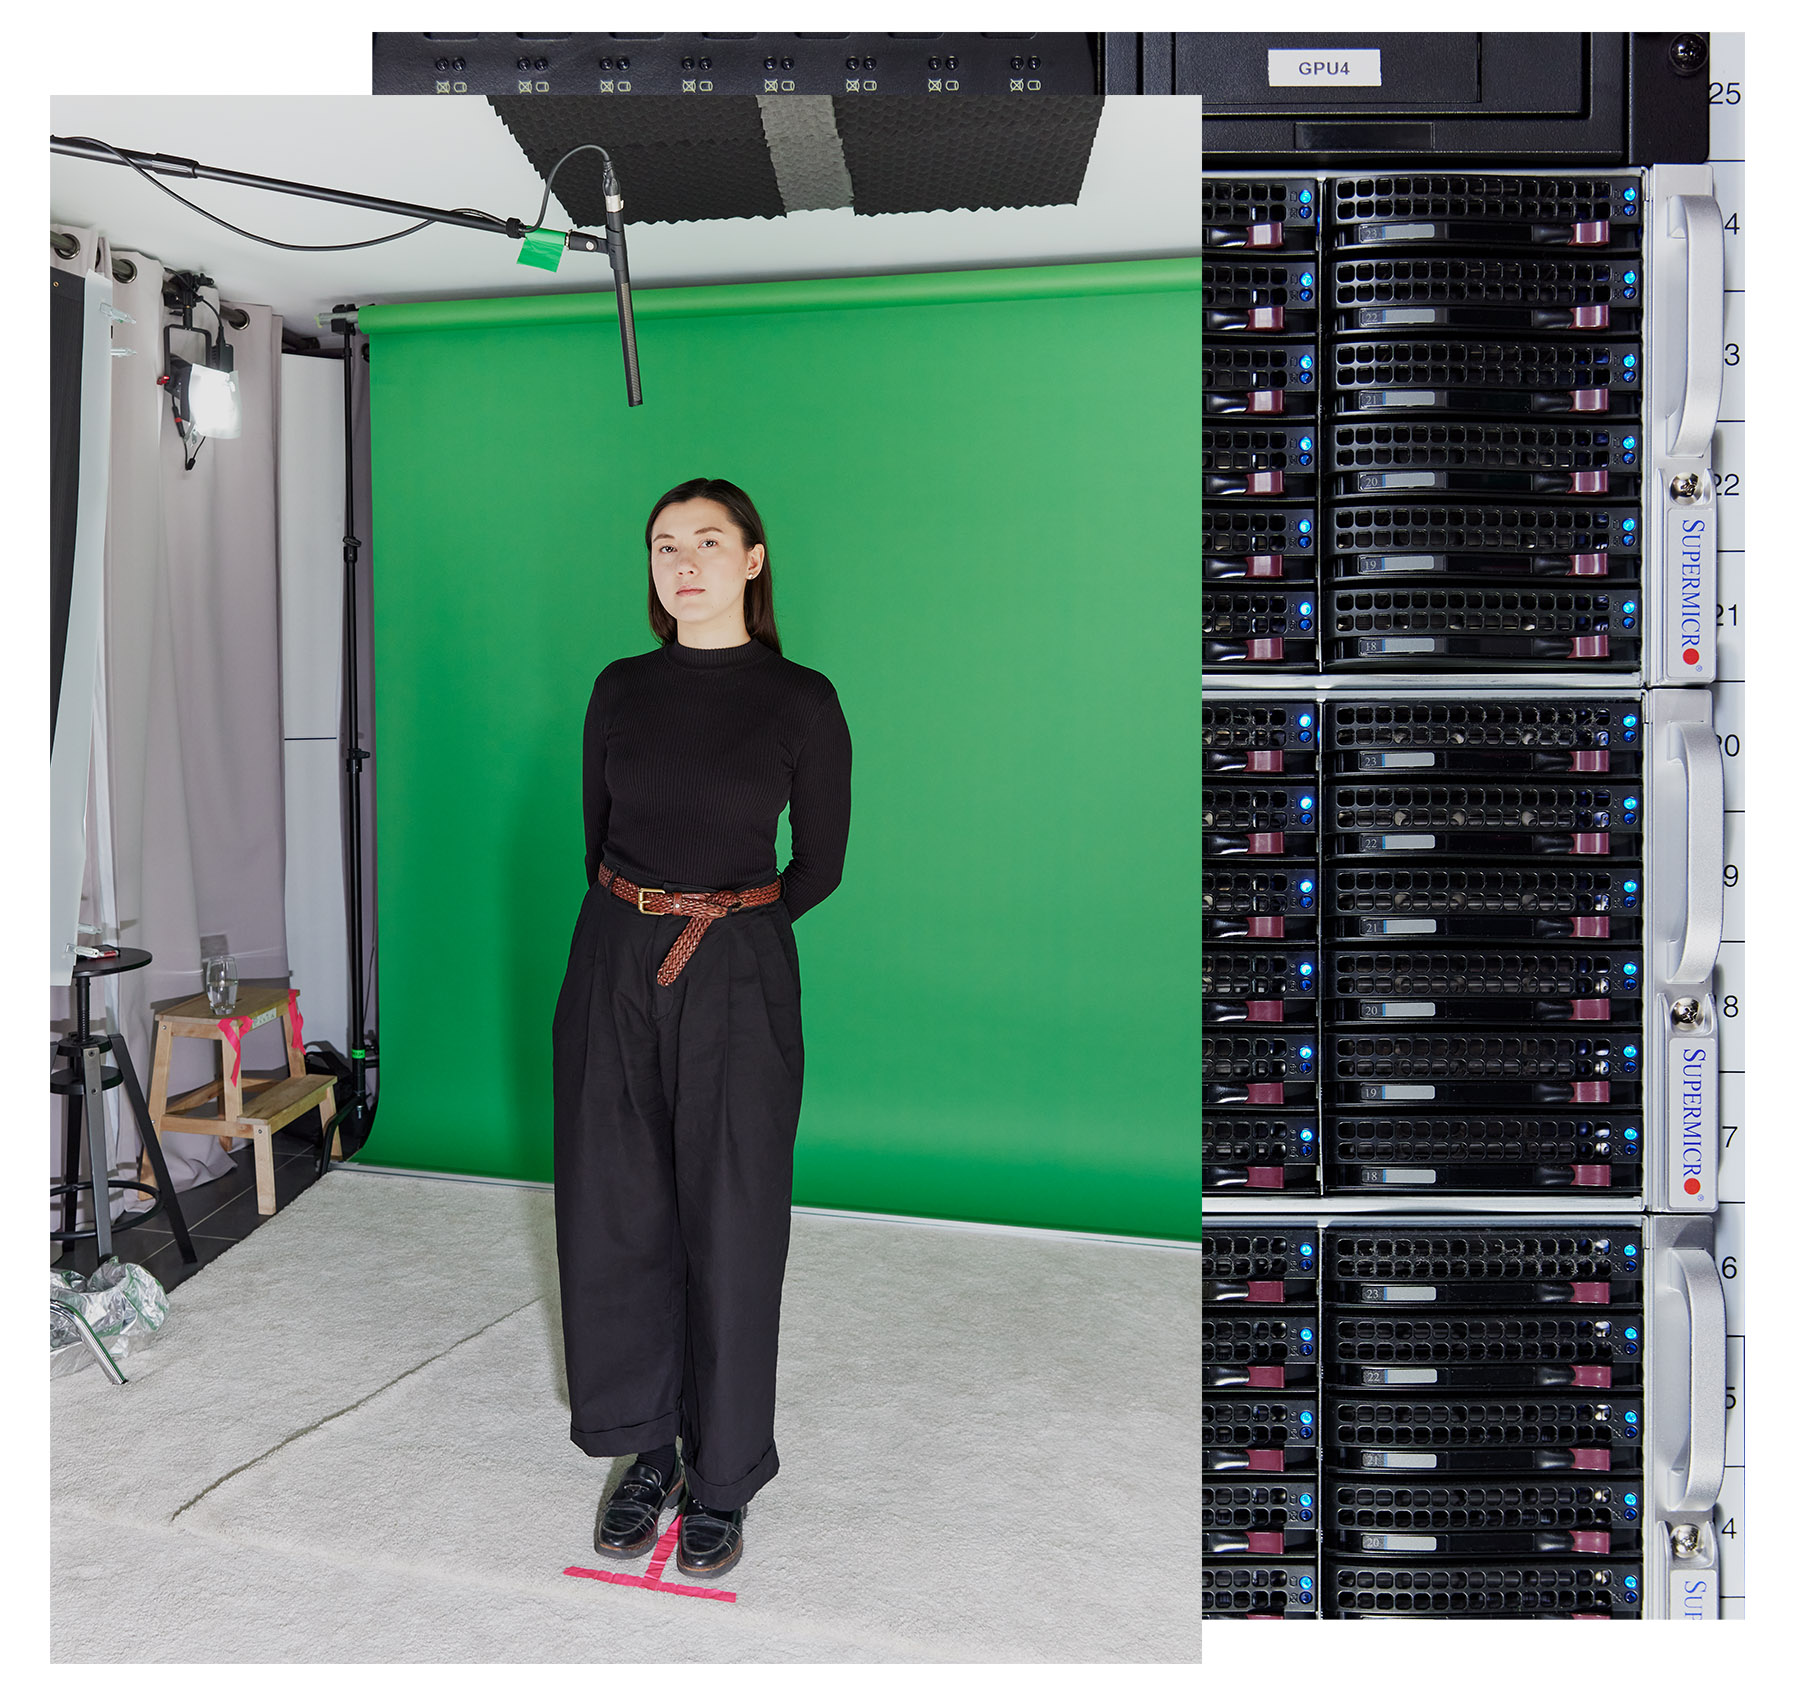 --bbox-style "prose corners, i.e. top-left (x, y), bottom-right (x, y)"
top-left (551, 869), bottom-right (804, 1510)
